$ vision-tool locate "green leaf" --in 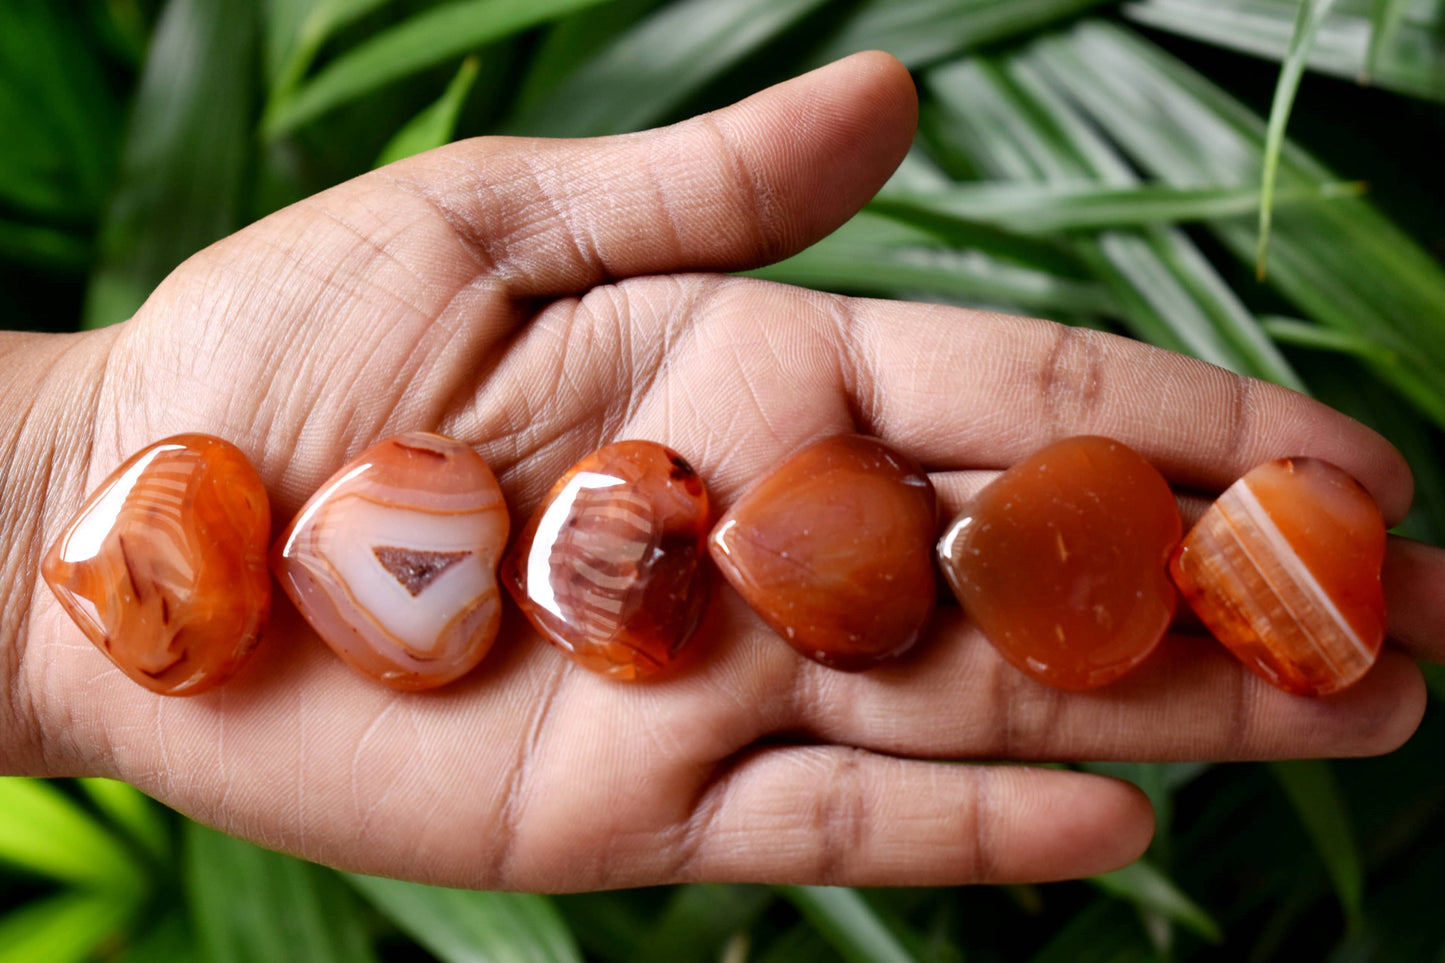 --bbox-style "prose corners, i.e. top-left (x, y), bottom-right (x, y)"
top-left (346, 873), bottom-right (582, 963)
top-left (1366, 0), bottom-right (1414, 82)
top-left (0, 890), bottom-right (142, 963)
top-left (0, 220), bottom-right (90, 272)
top-left (633, 885), bottom-right (773, 963)
top-left (83, 0), bottom-right (258, 329)
top-left (77, 778), bottom-right (172, 865)
top-left (754, 923), bottom-right (844, 963)
top-left (1090, 860), bottom-right (1223, 942)
top-left (777, 887), bottom-right (922, 963)
top-left (264, 0), bottom-right (395, 95)
top-left (1257, 0), bottom-right (1339, 279)
top-left (514, 0), bottom-right (665, 111)
top-left (185, 822), bottom-right (378, 963)
top-left (1028, 899), bottom-right (1161, 963)
top-left (1261, 315), bottom-right (1400, 366)
top-left (1270, 760), bottom-right (1365, 932)
top-left (0, 779), bottom-right (147, 889)
top-left (374, 55), bottom-right (481, 167)
top-left (808, 0), bottom-right (1114, 70)
top-left (262, 0), bottom-right (610, 139)
top-left (506, 0), bottom-right (830, 138)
